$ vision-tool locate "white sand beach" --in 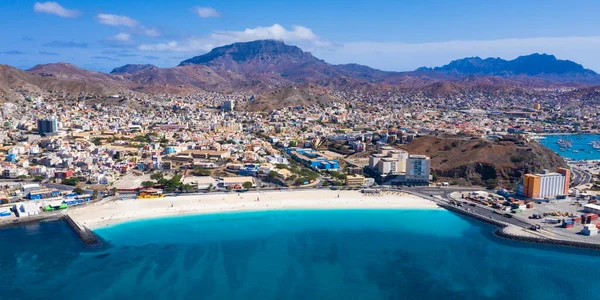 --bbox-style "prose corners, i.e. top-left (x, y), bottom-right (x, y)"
top-left (68, 190), bottom-right (439, 229)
